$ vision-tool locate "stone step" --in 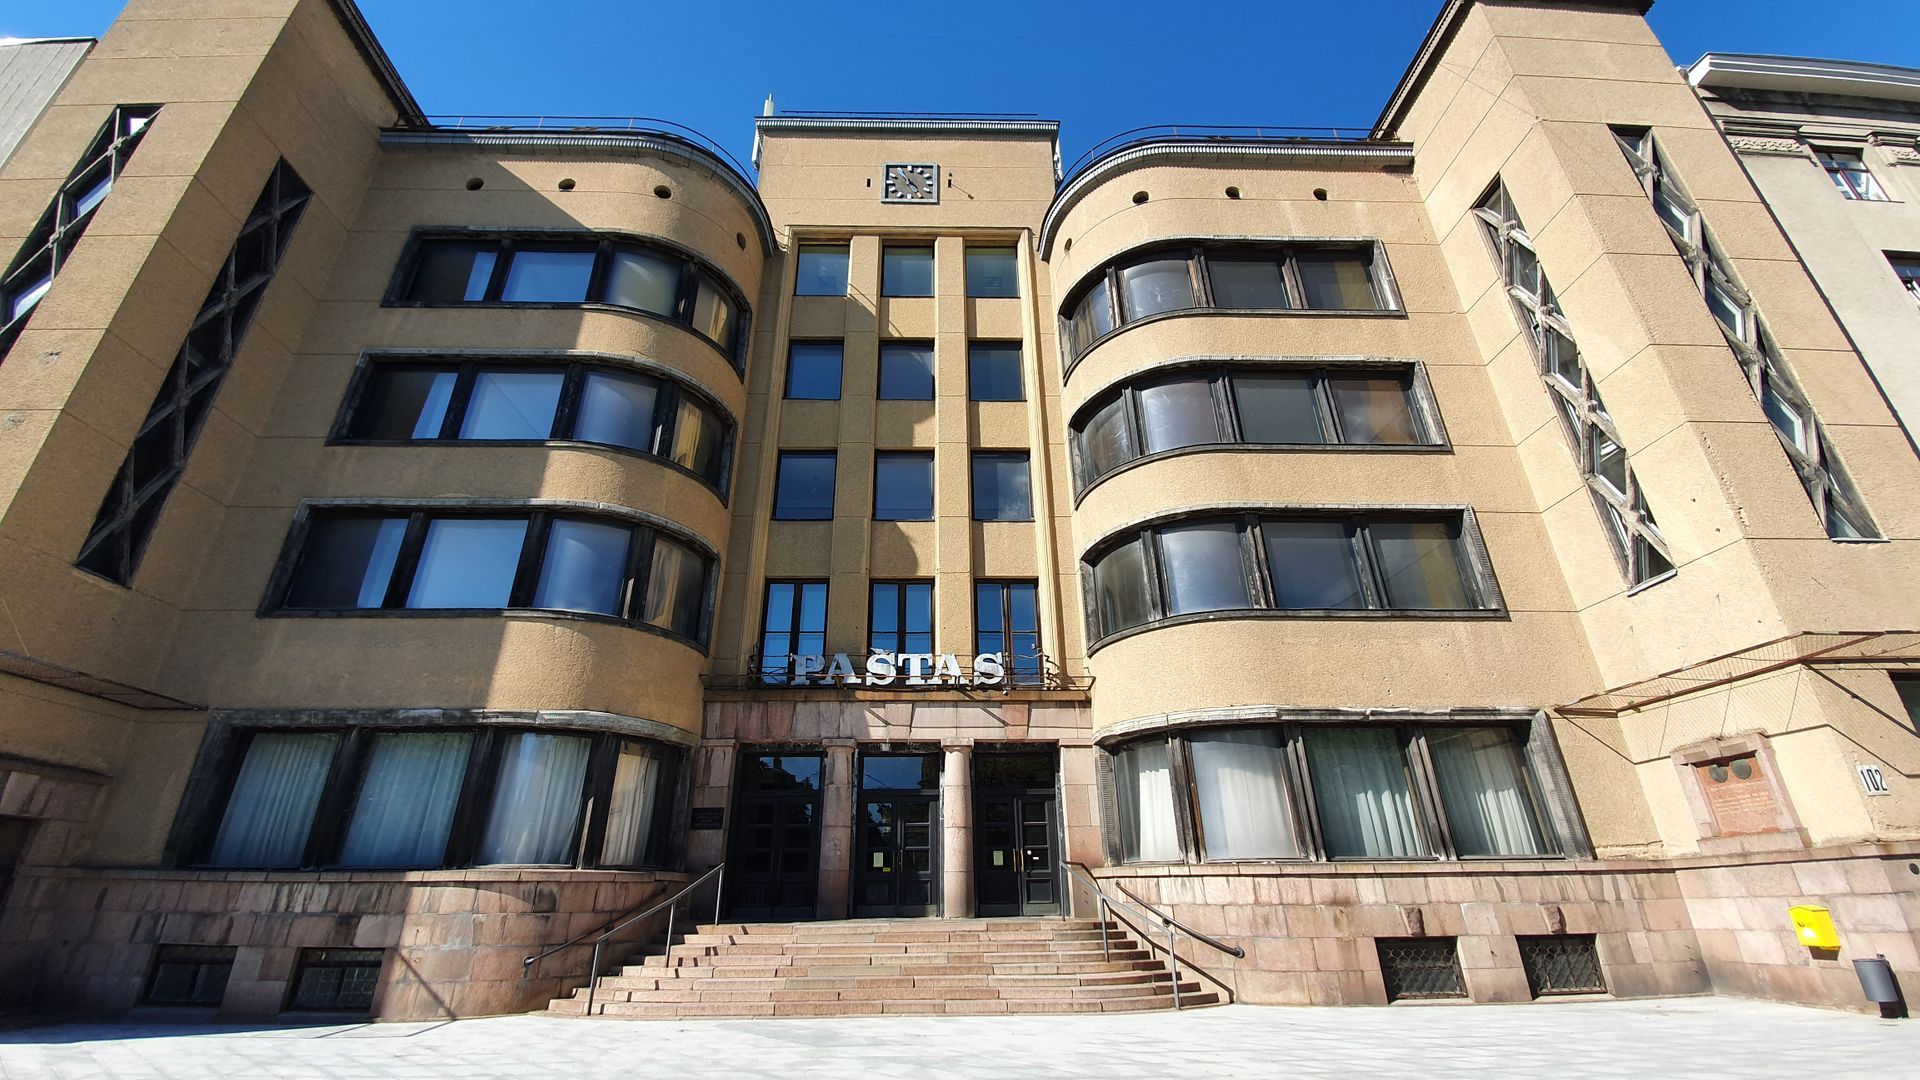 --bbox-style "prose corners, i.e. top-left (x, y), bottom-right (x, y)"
top-left (588, 968), bottom-right (1177, 994)
top-left (577, 980), bottom-right (1202, 1006)
top-left (694, 919), bottom-right (1105, 936)
top-left (671, 929), bottom-right (1112, 947)
top-left (573, 992), bottom-right (1218, 1019)
top-left (663, 935), bottom-right (1122, 955)
top-left (639, 947), bottom-right (1152, 967)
